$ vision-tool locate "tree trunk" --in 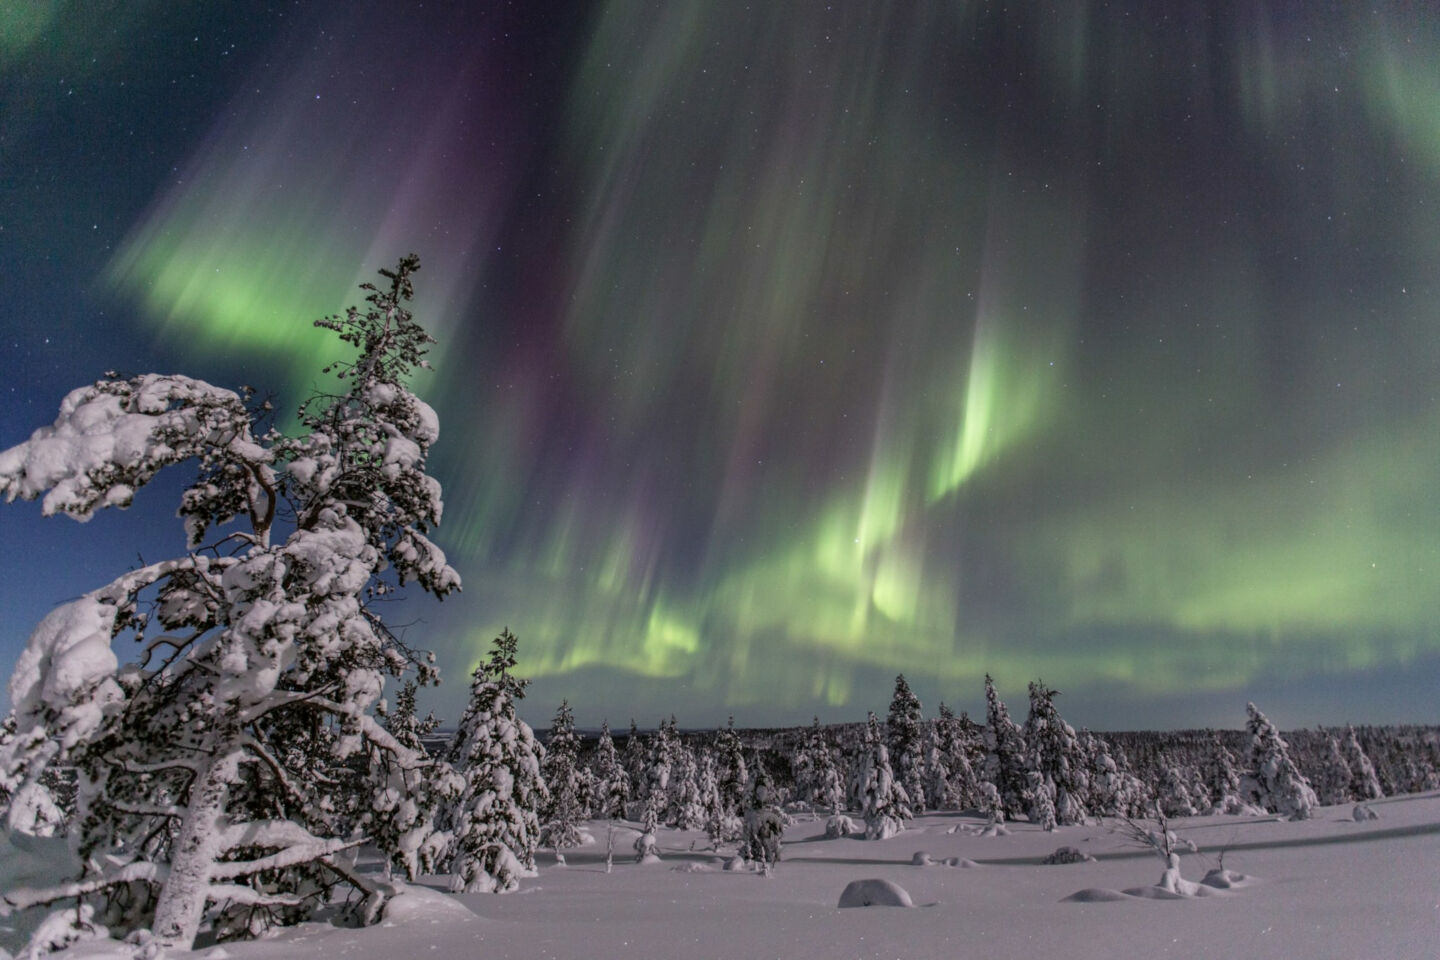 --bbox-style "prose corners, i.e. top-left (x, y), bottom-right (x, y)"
top-left (150, 734), bottom-right (243, 949)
